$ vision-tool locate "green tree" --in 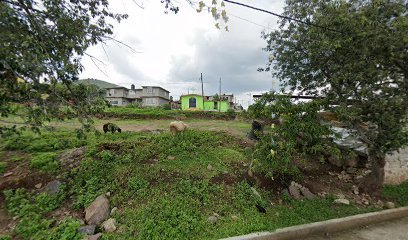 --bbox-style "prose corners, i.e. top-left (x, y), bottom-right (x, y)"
top-left (262, 0), bottom-right (408, 191)
top-left (0, 0), bottom-right (127, 133)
